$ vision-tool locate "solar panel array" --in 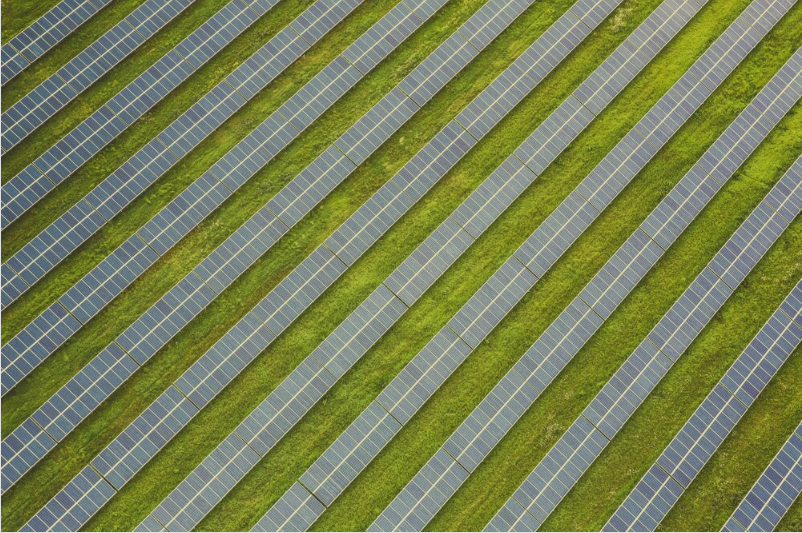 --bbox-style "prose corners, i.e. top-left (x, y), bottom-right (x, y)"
top-left (722, 421), bottom-right (802, 532)
top-left (0, 0), bottom-right (377, 396)
top-left (485, 54), bottom-right (802, 531)
top-left (369, 3), bottom-right (794, 530)
top-left (0, 0), bottom-right (113, 85)
top-left (605, 275), bottom-right (802, 531)
top-left (0, 0), bottom-right (197, 154)
top-left (0, 0), bottom-right (452, 494)
top-left (3, 0), bottom-right (799, 528)
top-left (0, 0), bottom-right (364, 311)
top-left (1, 0), bottom-right (284, 230)
top-left (17, 0), bottom-right (550, 526)
top-left (139, 0), bottom-right (622, 529)
top-left (257, 0), bottom-right (714, 529)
